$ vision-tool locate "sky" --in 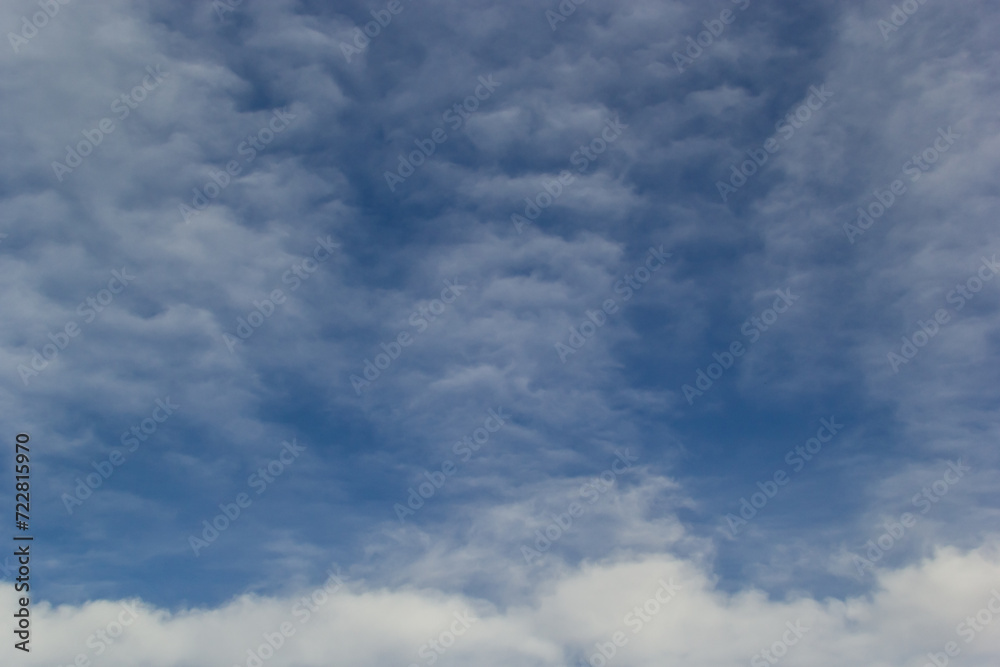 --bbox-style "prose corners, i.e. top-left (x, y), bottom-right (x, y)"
top-left (1, 0), bottom-right (999, 665)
